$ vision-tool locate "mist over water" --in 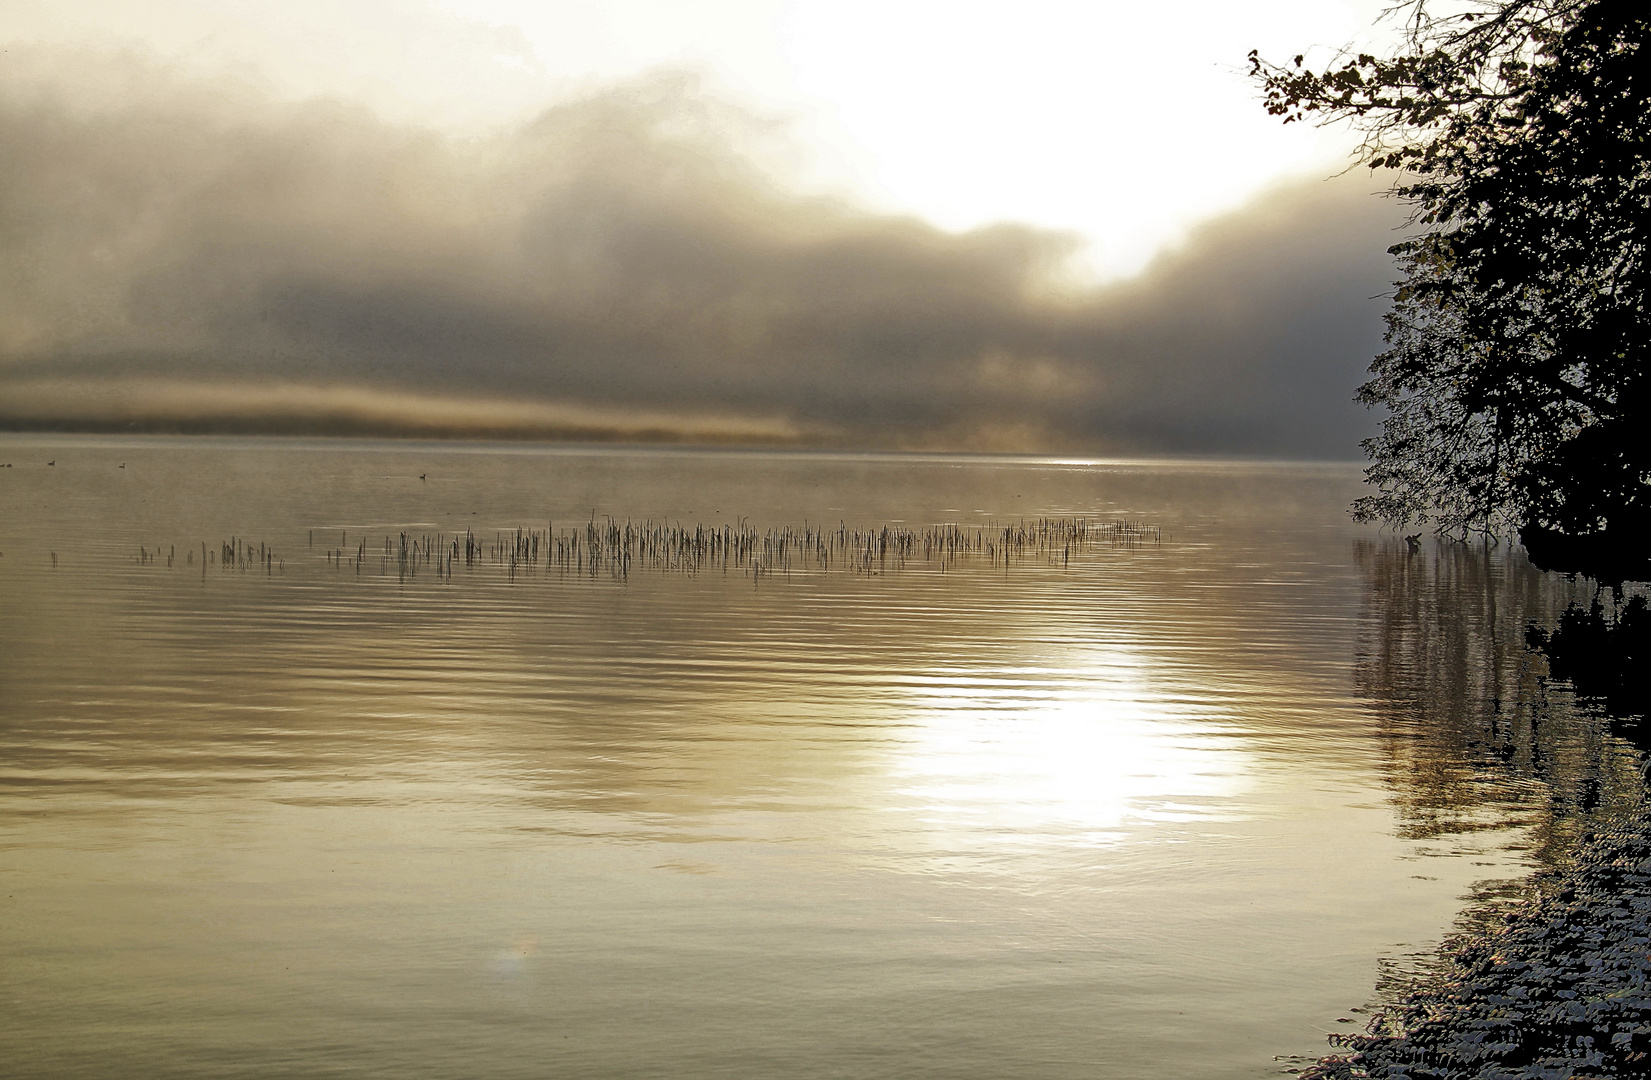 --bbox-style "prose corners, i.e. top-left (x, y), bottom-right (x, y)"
top-left (0, 50), bottom-right (1396, 457)
top-left (0, 435), bottom-right (1635, 1079)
